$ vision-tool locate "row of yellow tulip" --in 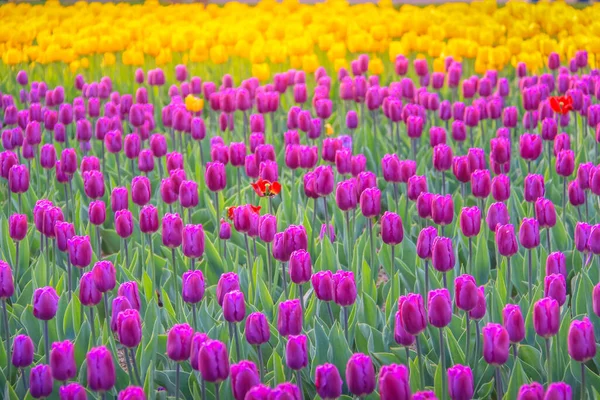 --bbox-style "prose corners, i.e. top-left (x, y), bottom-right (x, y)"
top-left (2, 0), bottom-right (600, 75)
